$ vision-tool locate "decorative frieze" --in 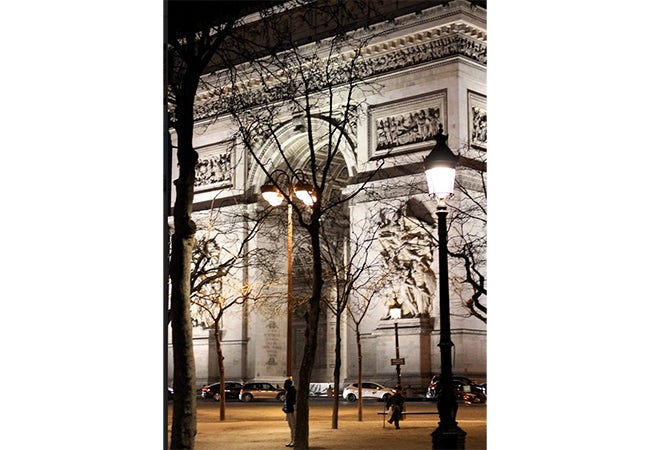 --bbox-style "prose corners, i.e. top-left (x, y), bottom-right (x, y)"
top-left (468, 90), bottom-right (487, 149)
top-left (369, 91), bottom-right (446, 159)
top-left (376, 107), bottom-right (441, 151)
top-left (191, 25), bottom-right (485, 122)
top-left (194, 141), bottom-right (233, 191)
